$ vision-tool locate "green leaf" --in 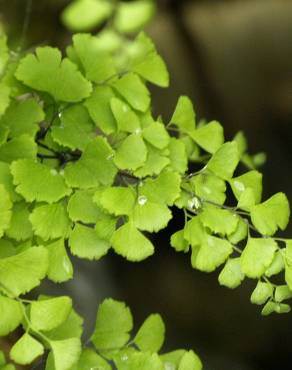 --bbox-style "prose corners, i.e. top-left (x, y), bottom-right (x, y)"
top-left (0, 184), bottom-right (12, 238)
top-left (10, 333), bottom-right (44, 365)
top-left (134, 314), bottom-right (165, 352)
top-left (95, 215), bottom-right (117, 241)
top-left (170, 96), bottom-right (195, 133)
top-left (261, 301), bottom-right (291, 316)
top-left (168, 138), bottom-right (188, 174)
top-left (227, 218), bottom-right (248, 244)
top-left (64, 138), bottom-right (117, 188)
top-left (72, 33), bottom-right (116, 83)
top-left (45, 239), bottom-right (73, 283)
top-left (0, 83), bottom-right (10, 118)
top-left (190, 121), bottom-right (224, 154)
top-left (200, 205), bottom-right (239, 236)
top-left (191, 172), bottom-right (226, 205)
top-left (133, 50), bottom-right (169, 88)
top-left (72, 348), bottom-right (111, 370)
top-left (0, 246), bottom-right (48, 297)
top-left (132, 200), bottom-right (172, 232)
top-left (139, 171), bottom-right (181, 206)
top-left (110, 97), bottom-right (141, 133)
top-left (184, 217), bottom-right (205, 247)
top-left (142, 122), bottom-right (170, 149)
top-left (100, 186), bottom-right (136, 216)
top-left (115, 352), bottom-right (163, 370)
top-left (111, 73), bottom-right (150, 112)
top-left (50, 338), bottom-right (81, 370)
top-left (178, 350), bottom-right (203, 370)
top-left (250, 193), bottom-right (290, 236)
top-left (114, 133), bottom-right (147, 170)
top-left (265, 250), bottom-right (284, 277)
top-left (15, 47), bottom-right (92, 102)
top-left (69, 224), bottom-right (110, 260)
top-left (0, 135), bottom-right (37, 163)
top-left (250, 281), bottom-right (273, 305)
top-left (114, 0), bottom-right (155, 34)
top-left (51, 105), bottom-right (94, 151)
top-left (275, 285), bottom-right (292, 303)
top-left (91, 298), bottom-right (133, 351)
top-left (0, 99), bottom-right (44, 138)
top-left (191, 235), bottom-right (233, 272)
top-left (230, 171), bottom-right (262, 205)
top-left (0, 35), bottom-right (8, 76)
top-left (218, 258), bottom-right (244, 289)
top-left (240, 238), bottom-right (277, 278)
top-left (160, 350), bottom-right (186, 369)
top-left (207, 142), bottom-right (240, 180)
top-left (31, 296), bottom-right (72, 331)
top-left (134, 144), bottom-right (169, 178)
top-left (45, 307), bottom-right (83, 341)
top-left (85, 86), bottom-right (117, 135)
top-left (111, 222), bottom-right (154, 261)
top-left (0, 161), bottom-right (18, 201)
top-left (170, 230), bottom-right (189, 253)
top-left (11, 159), bottom-right (71, 203)
top-left (62, 0), bottom-right (113, 32)
top-left (5, 202), bottom-right (32, 241)
top-left (68, 189), bottom-right (105, 223)
top-left (0, 295), bottom-right (23, 336)
top-left (30, 202), bottom-right (71, 241)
